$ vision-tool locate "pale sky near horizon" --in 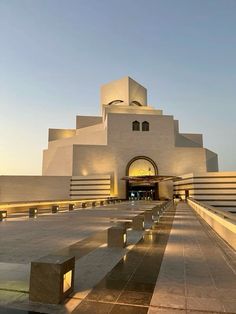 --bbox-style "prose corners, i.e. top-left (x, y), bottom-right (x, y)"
top-left (0, 0), bottom-right (236, 175)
